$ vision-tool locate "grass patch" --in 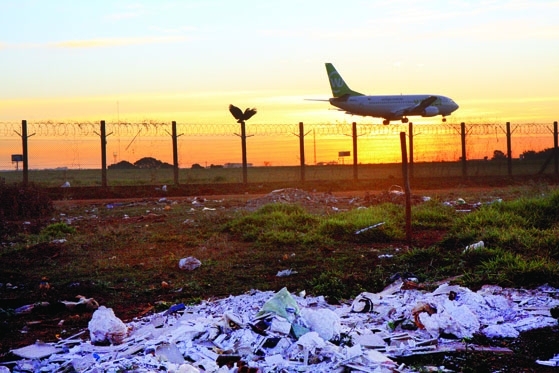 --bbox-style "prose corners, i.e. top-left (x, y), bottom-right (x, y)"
top-left (2, 184), bottom-right (559, 325)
